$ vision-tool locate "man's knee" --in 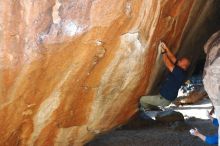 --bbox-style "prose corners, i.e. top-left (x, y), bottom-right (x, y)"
top-left (140, 96), bottom-right (147, 104)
